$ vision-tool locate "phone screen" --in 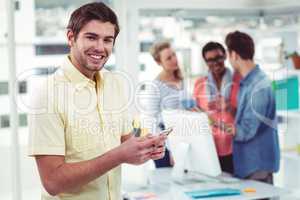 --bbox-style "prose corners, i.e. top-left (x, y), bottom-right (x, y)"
top-left (159, 127), bottom-right (173, 136)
